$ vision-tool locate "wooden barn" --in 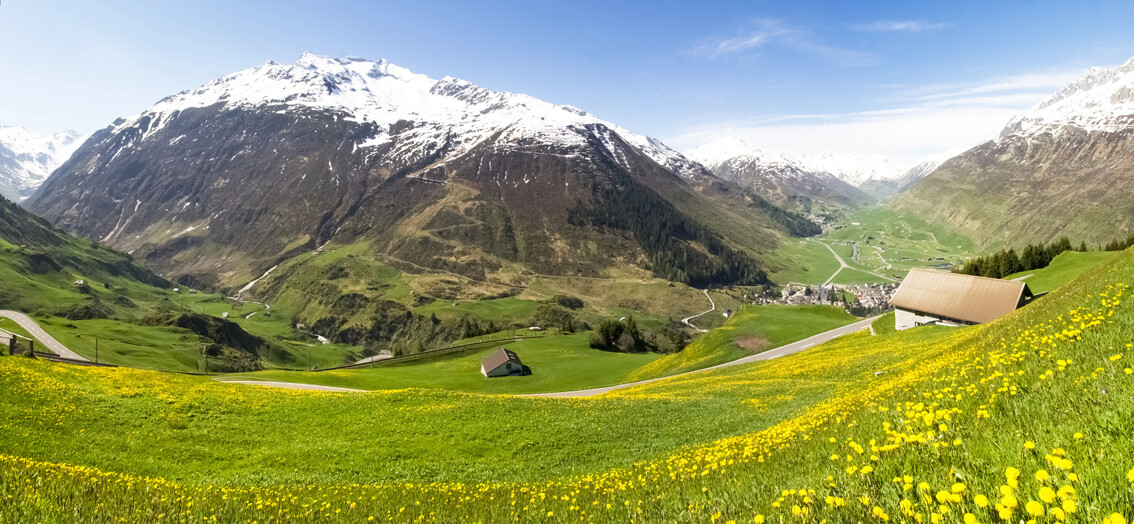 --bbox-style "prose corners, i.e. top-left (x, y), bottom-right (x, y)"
top-left (481, 348), bottom-right (526, 377)
top-left (890, 268), bottom-right (1034, 331)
